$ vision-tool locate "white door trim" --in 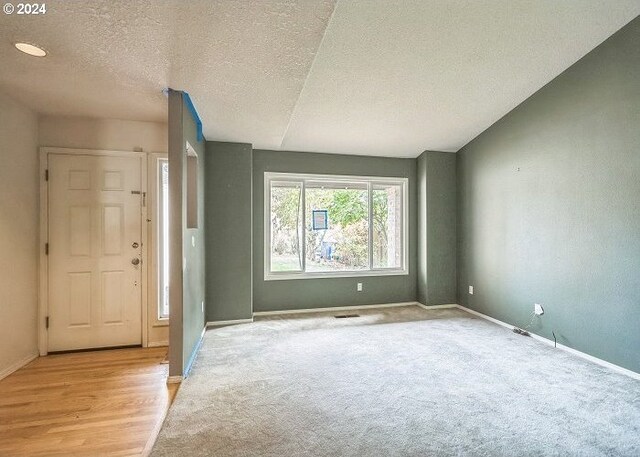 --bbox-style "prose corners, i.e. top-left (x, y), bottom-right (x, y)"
top-left (38, 147), bottom-right (164, 355)
top-left (252, 301), bottom-right (419, 316)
